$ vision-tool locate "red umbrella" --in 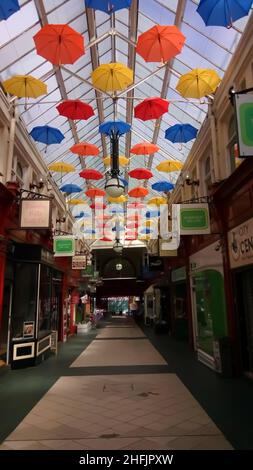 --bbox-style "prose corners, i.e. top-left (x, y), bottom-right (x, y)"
top-left (80, 169), bottom-right (103, 180)
top-left (100, 236), bottom-right (112, 242)
top-left (33, 24), bottom-right (85, 65)
top-left (70, 142), bottom-right (99, 156)
top-left (128, 168), bottom-right (153, 180)
top-left (136, 25), bottom-right (185, 63)
top-left (130, 142), bottom-right (159, 155)
top-left (134, 97), bottom-right (169, 121)
top-left (86, 188), bottom-right (105, 198)
top-left (128, 187), bottom-right (149, 198)
top-left (90, 202), bottom-right (106, 210)
top-left (57, 100), bottom-right (94, 120)
top-left (126, 222), bottom-right (138, 229)
top-left (128, 202), bottom-right (145, 209)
